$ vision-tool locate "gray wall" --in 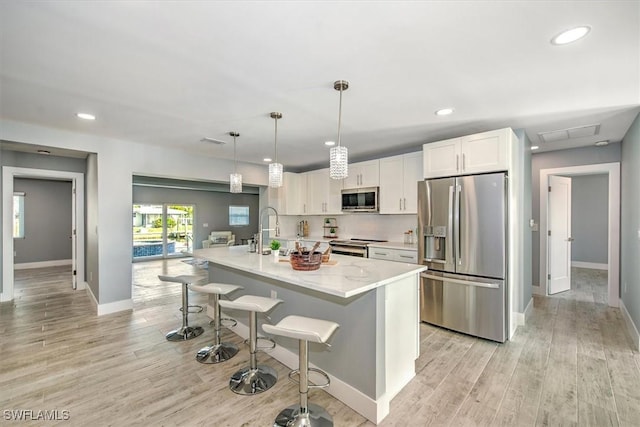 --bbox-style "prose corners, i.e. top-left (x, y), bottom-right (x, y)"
top-left (621, 112), bottom-right (640, 339)
top-left (86, 153), bottom-right (99, 298)
top-left (531, 144), bottom-right (621, 286)
top-left (132, 185), bottom-right (259, 249)
top-left (571, 174), bottom-right (608, 264)
top-left (14, 178), bottom-right (72, 263)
